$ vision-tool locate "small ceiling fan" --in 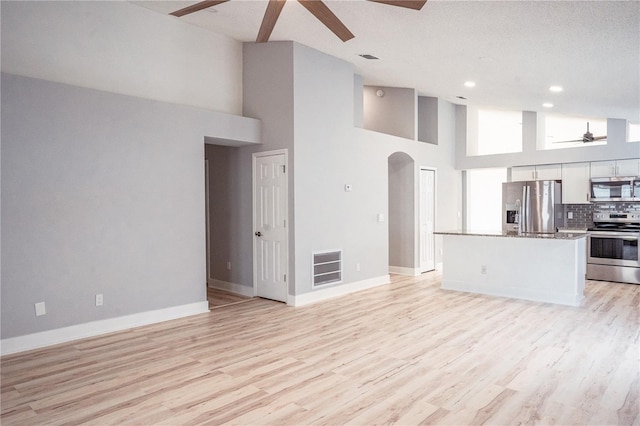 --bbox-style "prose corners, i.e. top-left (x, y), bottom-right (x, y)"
top-left (552, 122), bottom-right (607, 144)
top-left (169, 0), bottom-right (427, 43)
